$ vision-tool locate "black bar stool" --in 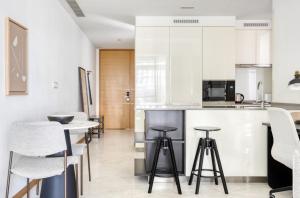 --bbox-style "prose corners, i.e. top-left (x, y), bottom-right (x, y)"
top-left (148, 126), bottom-right (182, 194)
top-left (188, 126), bottom-right (228, 195)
